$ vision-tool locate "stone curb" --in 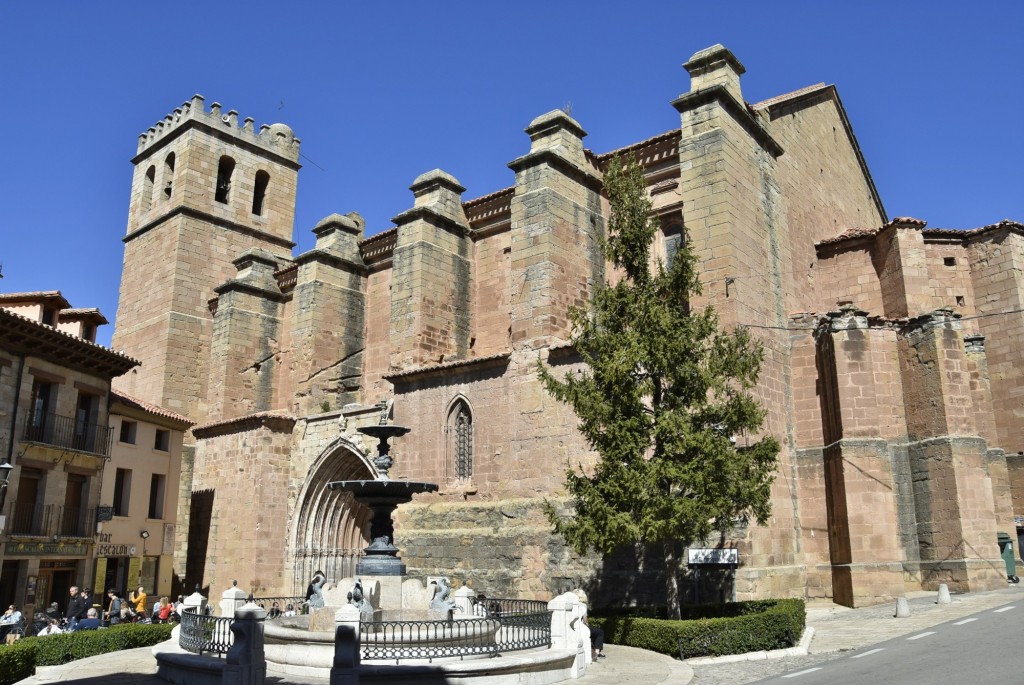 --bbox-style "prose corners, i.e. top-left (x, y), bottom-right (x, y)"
top-left (686, 626), bottom-right (815, 665)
